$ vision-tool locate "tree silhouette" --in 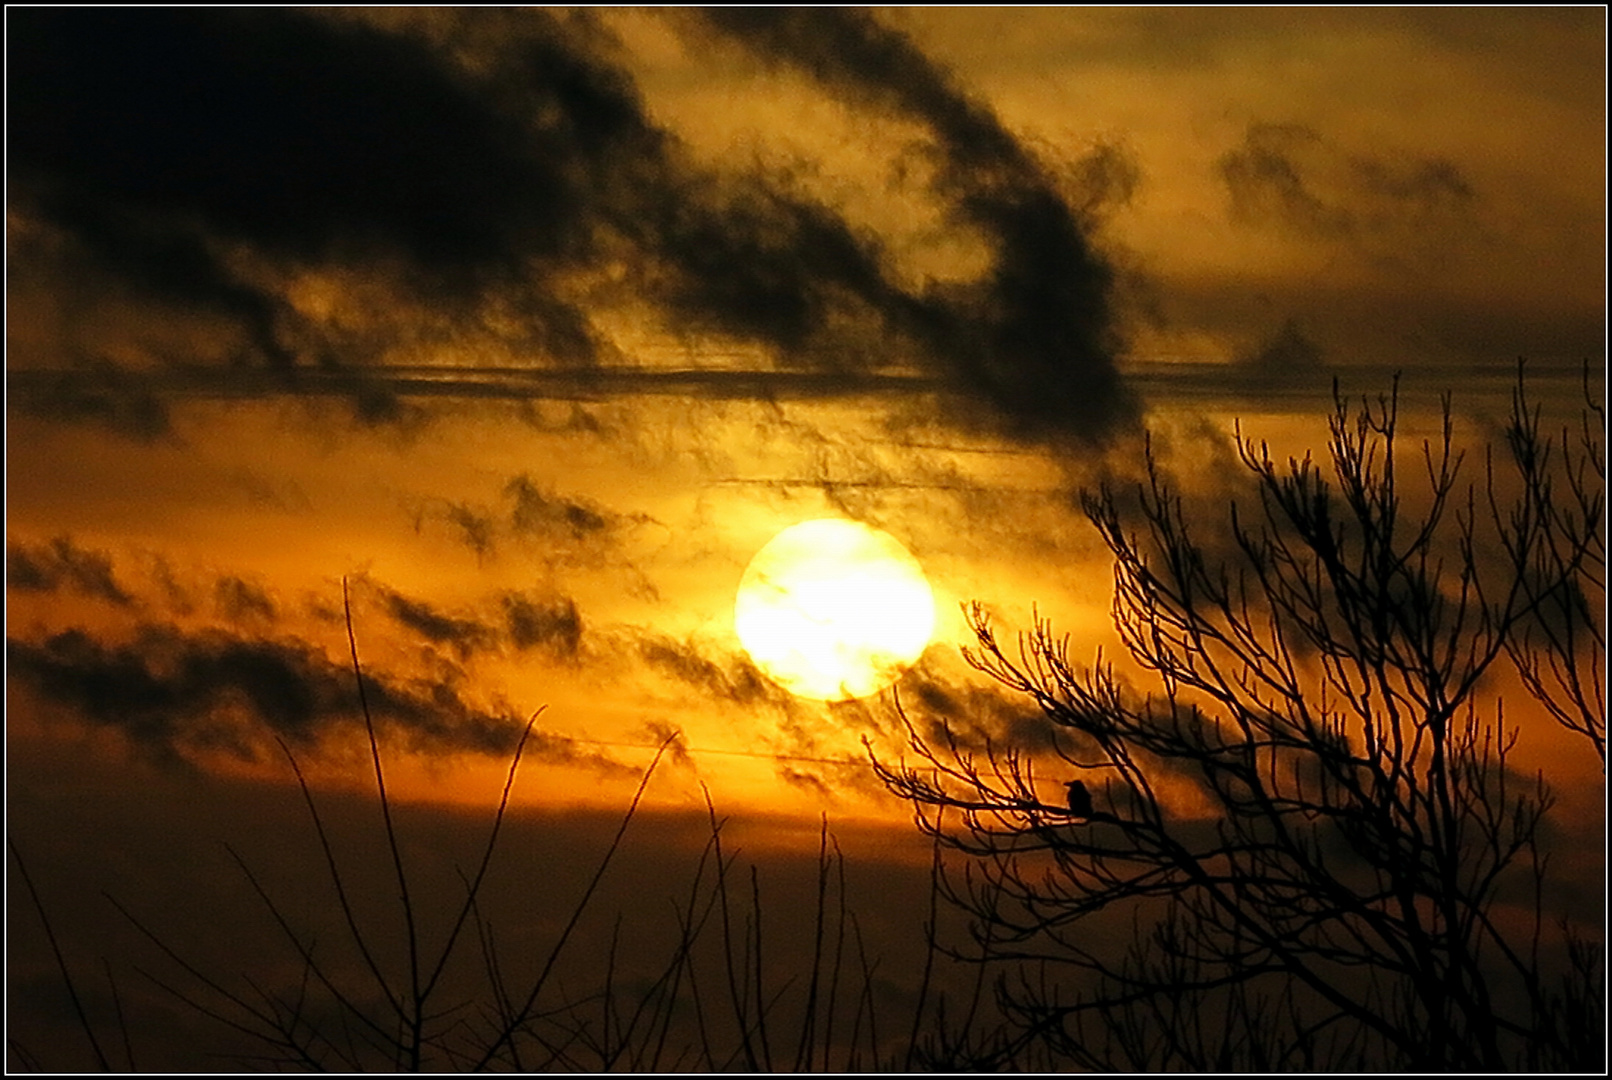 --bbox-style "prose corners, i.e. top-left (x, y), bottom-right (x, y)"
top-left (875, 373), bottom-right (1605, 1071)
top-left (1500, 367), bottom-right (1606, 764)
